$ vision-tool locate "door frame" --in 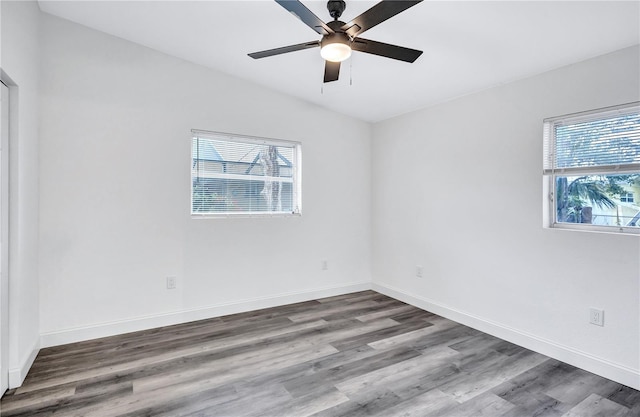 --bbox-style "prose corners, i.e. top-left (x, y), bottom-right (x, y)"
top-left (0, 80), bottom-right (10, 395)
